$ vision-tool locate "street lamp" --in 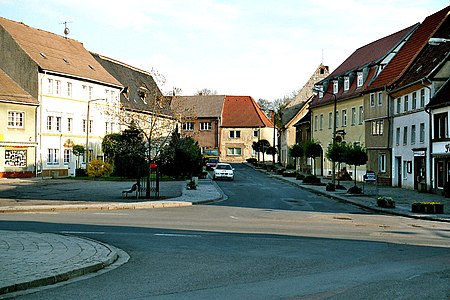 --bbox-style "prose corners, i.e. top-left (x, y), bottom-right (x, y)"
top-left (313, 86), bottom-right (337, 191)
top-left (85, 98), bottom-right (106, 165)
